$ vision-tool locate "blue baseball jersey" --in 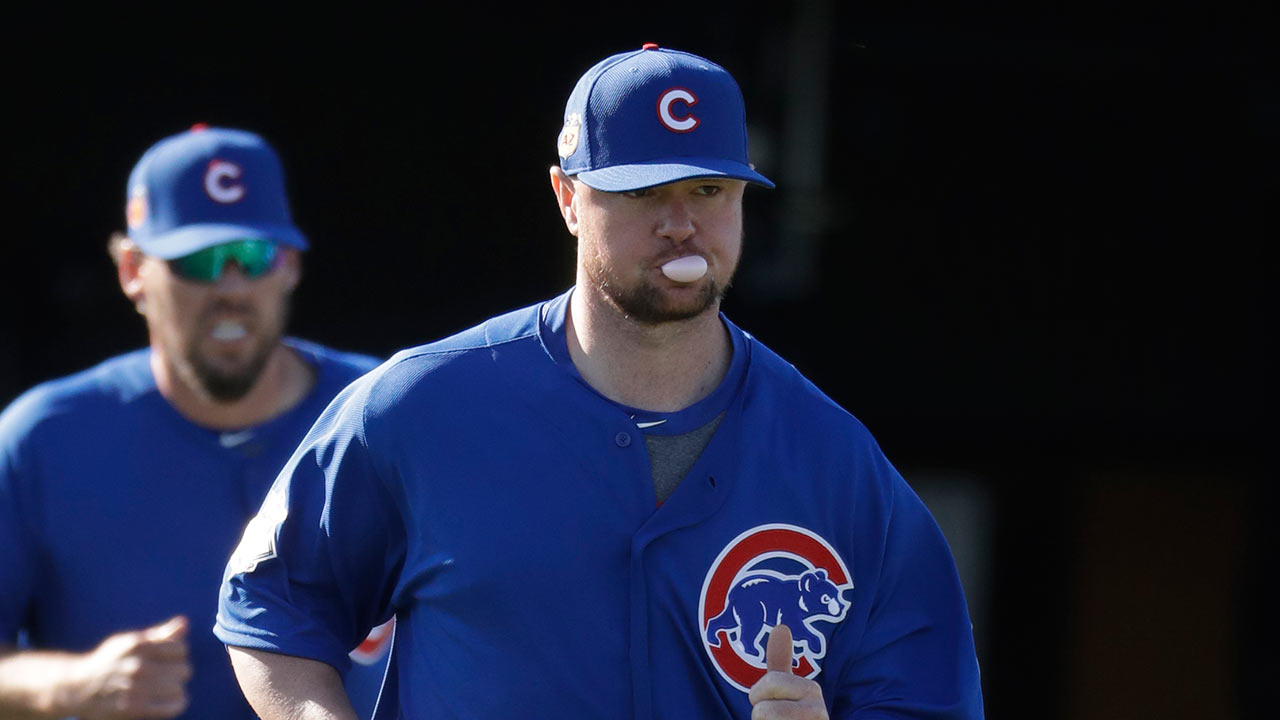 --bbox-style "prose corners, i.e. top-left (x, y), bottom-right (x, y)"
top-left (0, 339), bottom-right (389, 719)
top-left (215, 291), bottom-right (984, 718)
